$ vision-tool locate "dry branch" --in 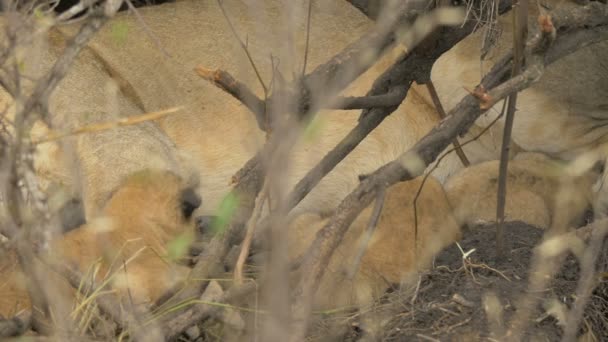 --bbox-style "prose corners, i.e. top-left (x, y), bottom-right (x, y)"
top-left (327, 87), bottom-right (407, 110)
top-left (44, 260), bottom-right (129, 330)
top-left (195, 67), bottom-right (266, 130)
top-left (160, 1), bottom-right (607, 338)
top-left (283, 0), bottom-right (514, 224)
top-left (157, 153), bottom-right (265, 336)
top-left (161, 0), bottom-right (515, 336)
top-left (0, 0), bottom-right (126, 338)
top-left (216, 0), bottom-right (268, 96)
top-left (495, 0), bottom-right (529, 257)
top-left (273, 0), bottom-right (434, 130)
top-left (346, 0), bottom-right (384, 20)
top-left (289, 3), bottom-right (608, 339)
top-left (157, 0), bottom-right (455, 334)
top-left (33, 106), bottom-right (183, 144)
top-left (425, 80), bottom-right (470, 167)
top-left (162, 281), bottom-right (256, 341)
